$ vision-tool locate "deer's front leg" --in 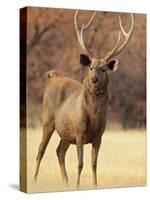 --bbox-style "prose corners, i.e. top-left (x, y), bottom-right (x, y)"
top-left (91, 138), bottom-right (101, 187)
top-left (76, 140), bottom-right (84, 188)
